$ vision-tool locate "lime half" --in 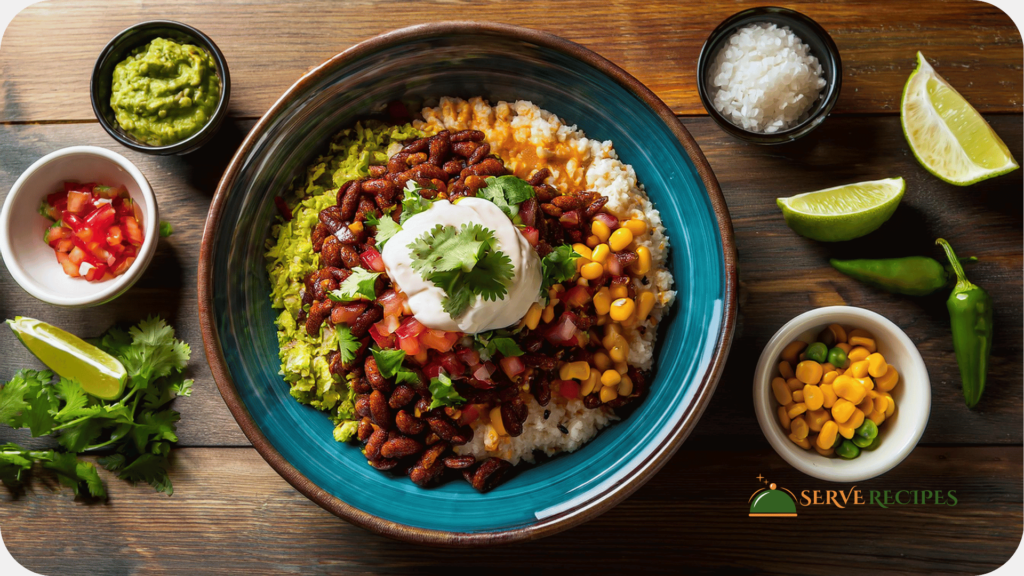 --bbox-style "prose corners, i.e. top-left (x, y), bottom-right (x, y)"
top-left (776, 177), bottom-right (905, 242)
top-left (7, 317), bottom-right (127, 400)
top-left (901, 52), bottom-right (1018, 185)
